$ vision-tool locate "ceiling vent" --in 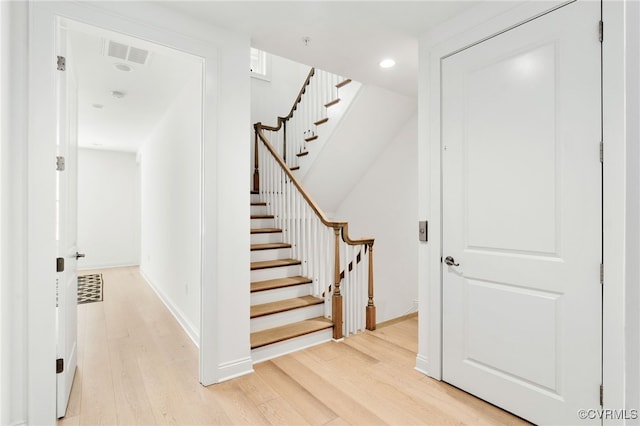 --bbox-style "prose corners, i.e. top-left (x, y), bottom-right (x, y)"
top-left (104, 40), bottom-right (151, 66)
